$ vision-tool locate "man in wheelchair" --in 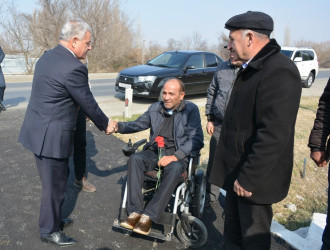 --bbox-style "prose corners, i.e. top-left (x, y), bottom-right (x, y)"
top-left (111, 78), bottom-right (204, 235)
